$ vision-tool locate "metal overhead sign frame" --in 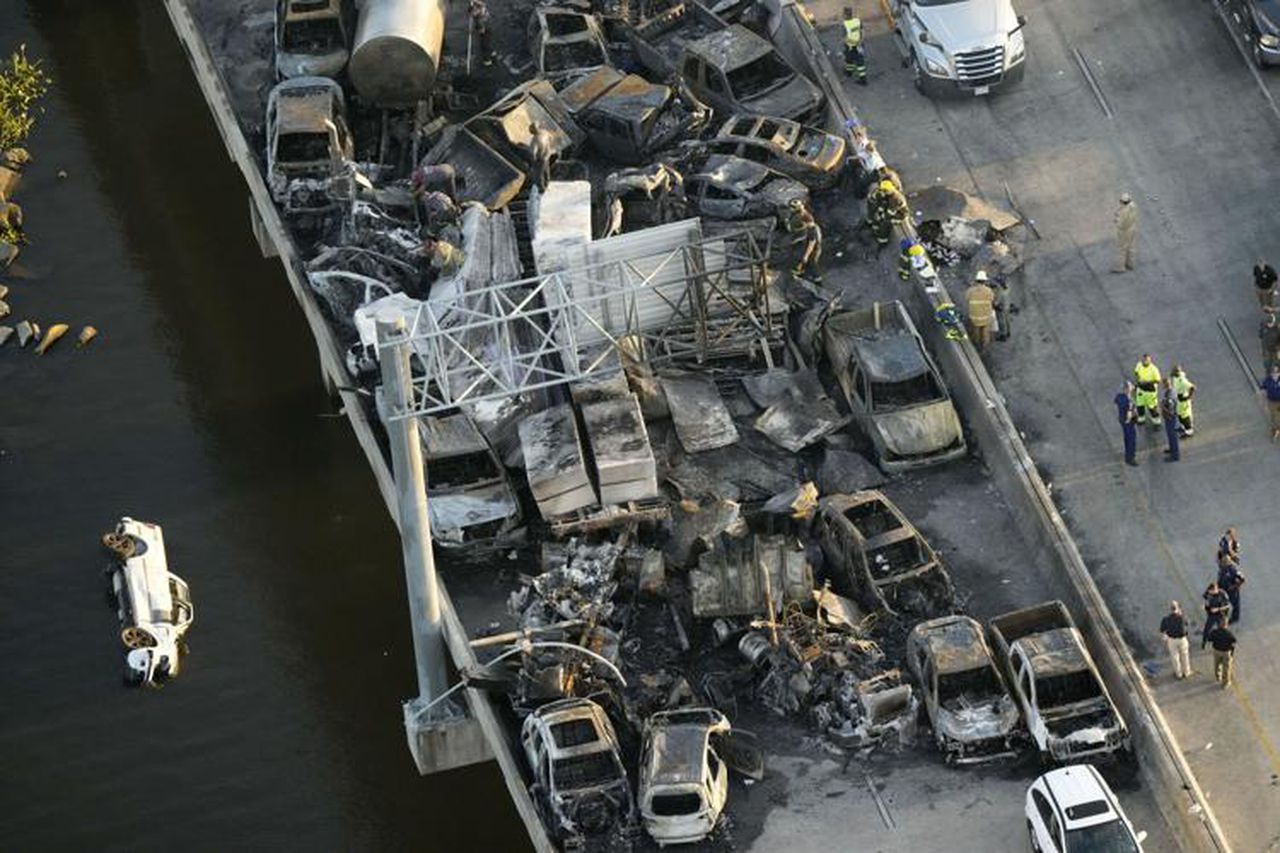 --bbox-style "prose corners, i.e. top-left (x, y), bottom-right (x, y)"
top-left (379, 228), bottom-right (780, 420)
